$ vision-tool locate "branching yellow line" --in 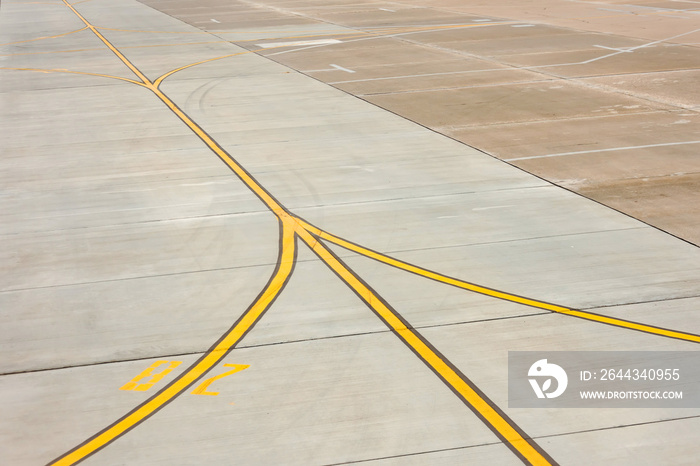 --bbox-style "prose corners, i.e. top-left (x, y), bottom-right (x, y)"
top-left (94, 26), bottom-right (211, 35)
top-left (0, 66), bottom-right (147, 86)
top-left (51, 220), bottom-right (297, 466)
top-left (298, 219), bottom-right (700, 344)
top-left (294, 225), bottom-right (553, 466)
top-left (154, 52), bottom-right (248, 88)
top-left (61, 0), bottom-right (151, 85)
top-left (0, 26), bottom-right (88, 46)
